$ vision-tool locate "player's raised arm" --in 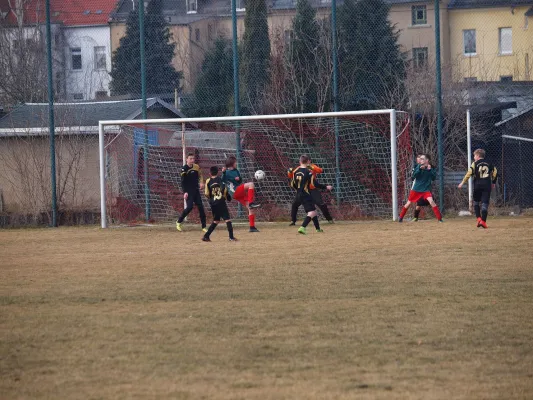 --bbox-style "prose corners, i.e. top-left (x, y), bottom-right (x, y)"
top-left (458, 162), bottom-right (475, 189)
top-left (412, 163), bottom-right (422, 178)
